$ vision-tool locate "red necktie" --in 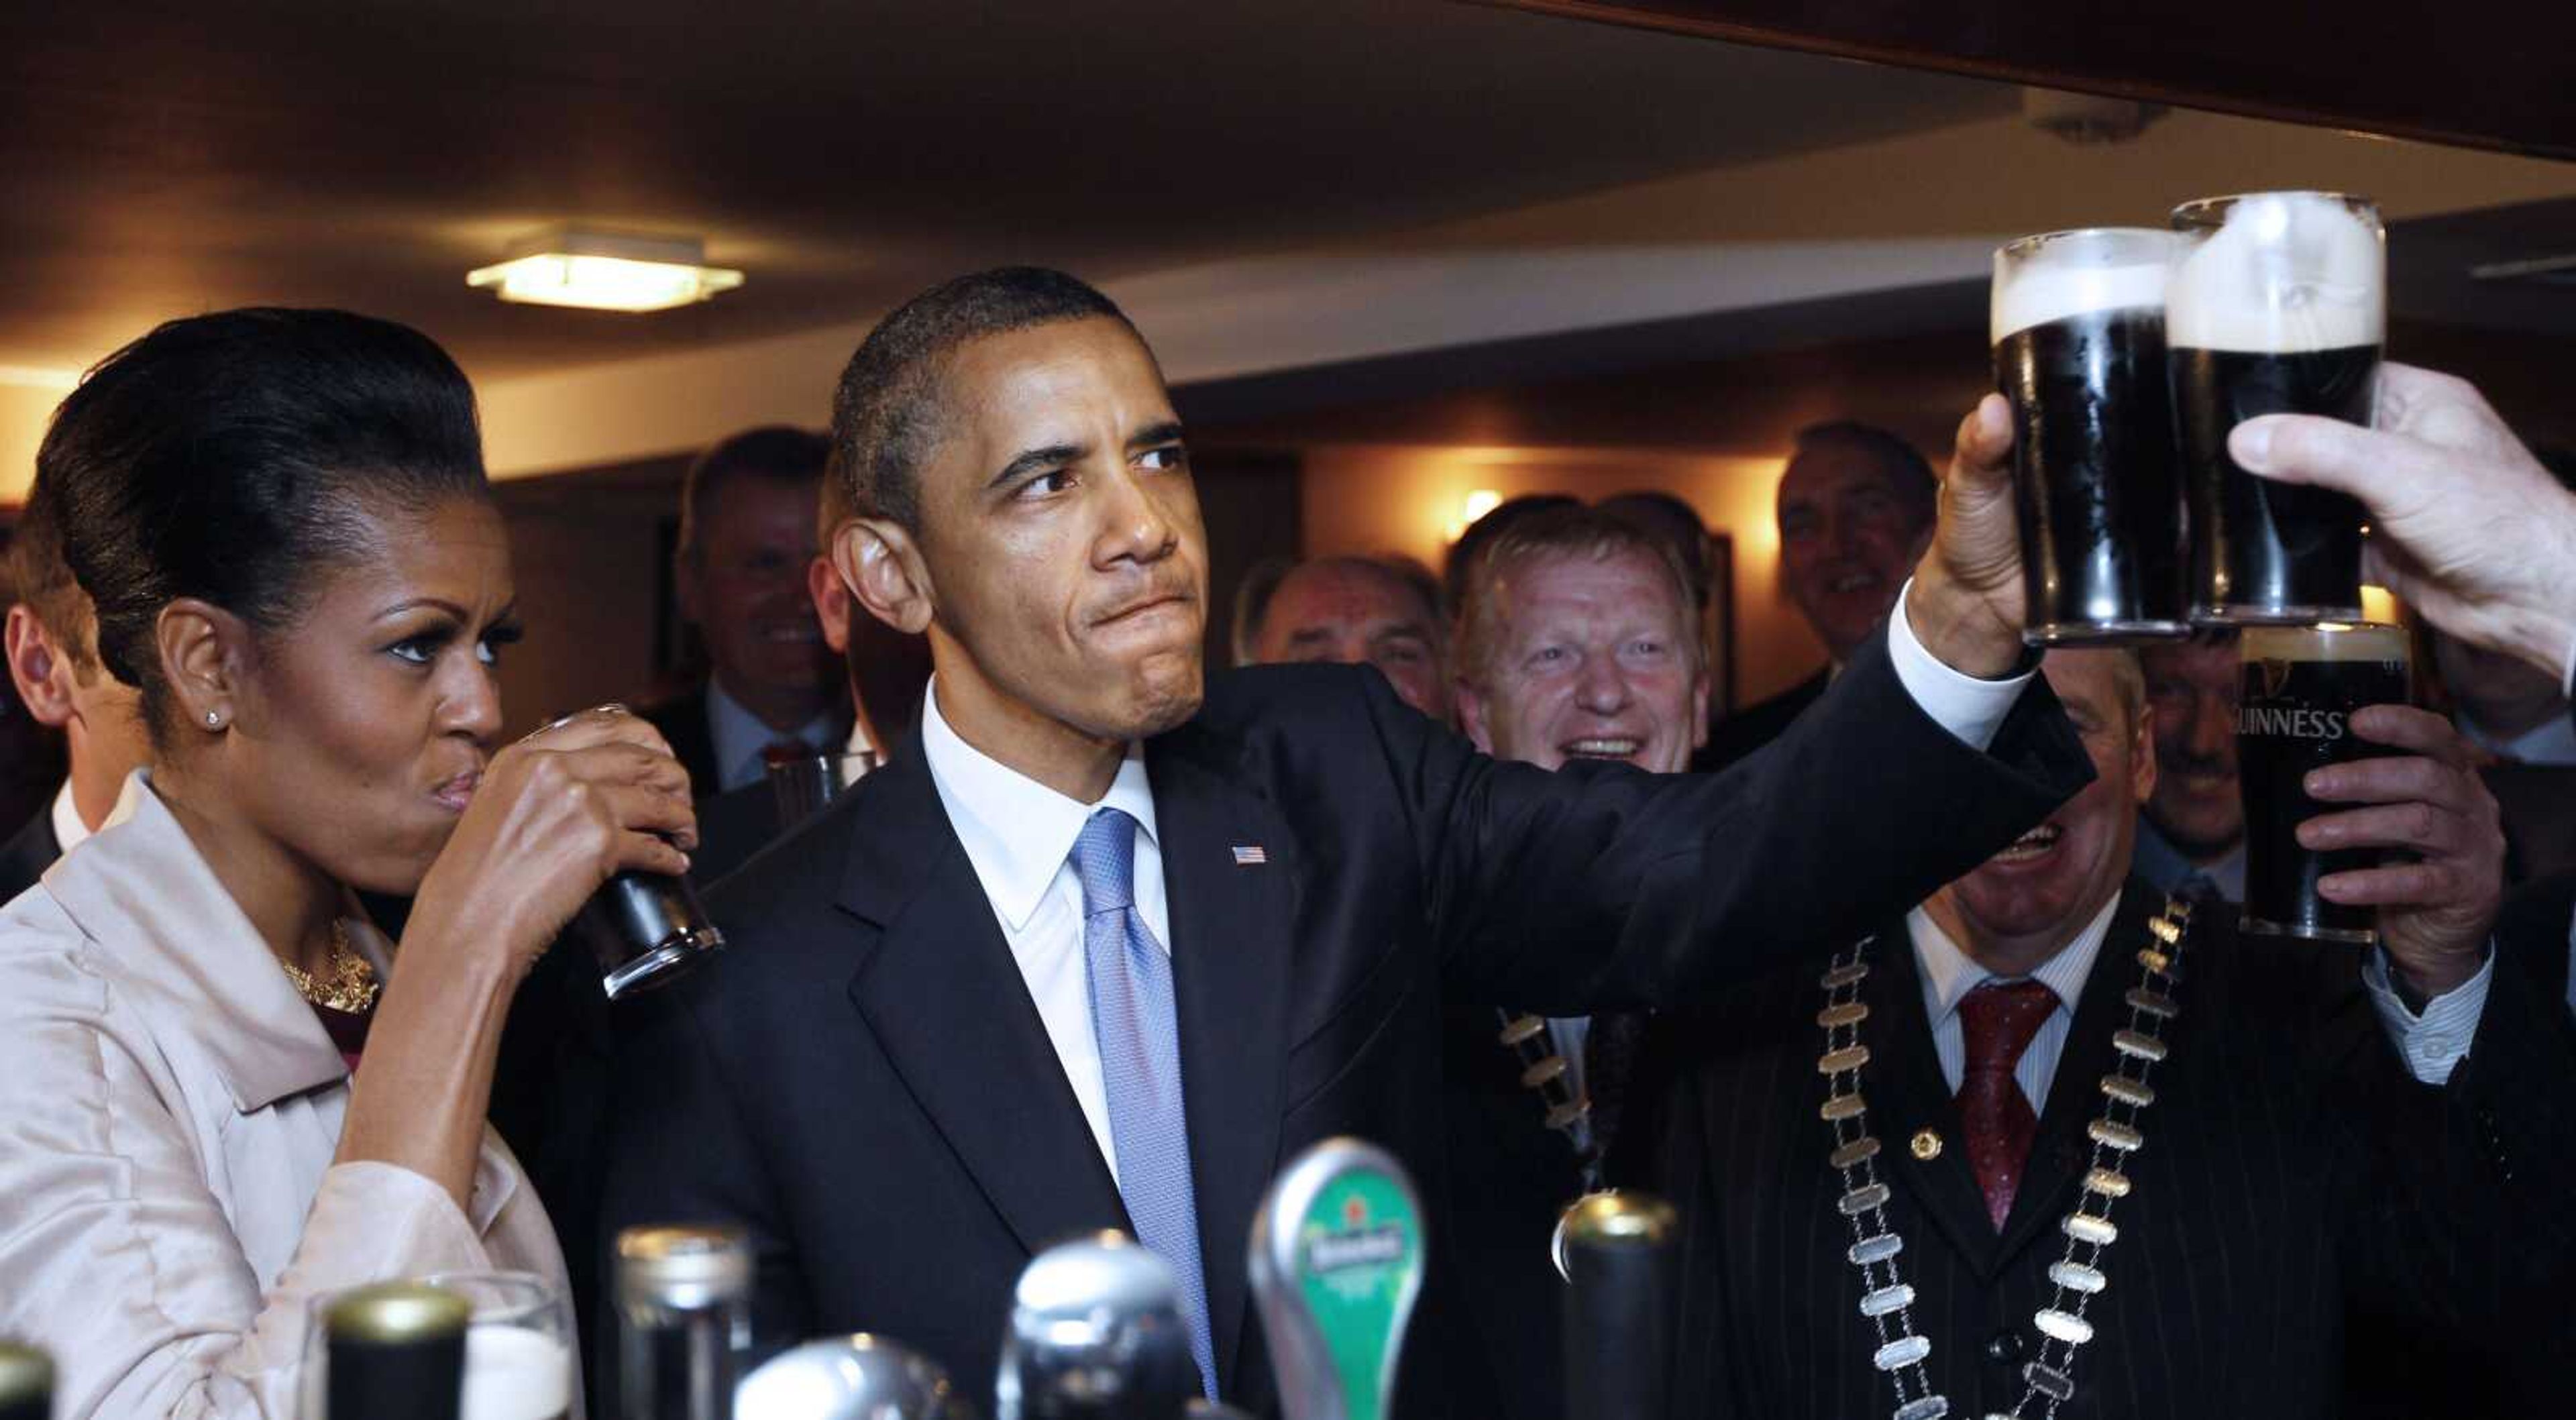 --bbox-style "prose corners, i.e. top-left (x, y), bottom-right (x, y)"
top-left (761, 738), bottom-right (812, 767)
top-left (1954, 979), bottom-right (2057, 1232)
